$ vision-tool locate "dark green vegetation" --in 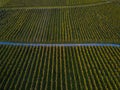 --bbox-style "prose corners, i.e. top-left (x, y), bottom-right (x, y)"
top-left (1, 0), bottom-right (106, 7)
top-left (0, 2), bottom-right (120, 44)
top-left (0, 46), bottom-right (120, 89)
top-left (0, 0), bottom-right (120, 90)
